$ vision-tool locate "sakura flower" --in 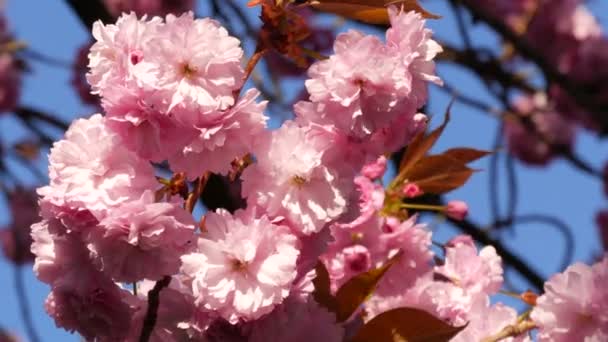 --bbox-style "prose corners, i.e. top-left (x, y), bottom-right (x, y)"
top-left (301, 7), bottom-right (440, 139)
top-left (531, 256), bottom-right (608, 341)
top-left (169, 88), bottom-right (268, 177)
top-left (451, 296), bottom-right (527, 342)
top-left (87, 13), bottom-right (162, 97)
top-left (385, 6), bottom-right (443, 109)
top-left (43, 114), bottom-right (157, 219)
top-left (360, 155), bottom-right (387, 180)
top-left (44, 267), bottom-right (136, 341)
top-left (248, 296), bottom-right (344, 342)
top-left (30, 219), bottom-right (93, 285)
top-left (87, 190), bottom-right (196, 282)
top-left (142, 12), bottom-right (244, 120)
top-left (241, 122), bottom-right (348, 235)
top-left (102, 83), bottom-right (196, 161)
top-left (366, 273), bottom-right (472, 327)
top-left (180, 209), bottom-right (300, 323)
top-left (375, 216), bottom-right (433, 296)
top-left (435, 235), bottom-right (503, 297)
